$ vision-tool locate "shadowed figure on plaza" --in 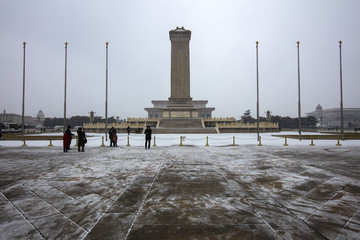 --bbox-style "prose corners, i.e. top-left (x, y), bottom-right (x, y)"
top-left (77, 127), bottom-right (87, 152)
top-left (112, 129), bottom-right (118, 147)
top-left (109, 127), bottom-right (115, 147)
top-left (144, 126), bottom-right (152, 149)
